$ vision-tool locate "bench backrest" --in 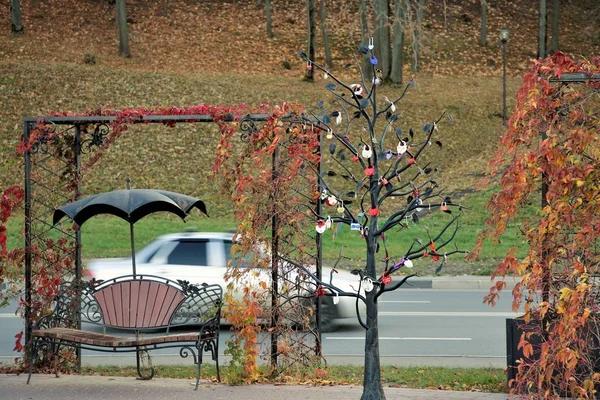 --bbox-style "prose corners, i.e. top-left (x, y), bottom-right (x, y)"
top-left (94, 280), bottom-right (185, 329)
top-left (75, 275), bottom-right (222, 331)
